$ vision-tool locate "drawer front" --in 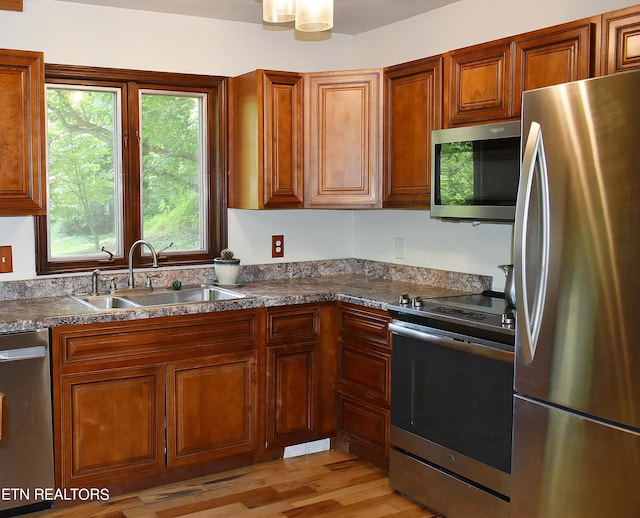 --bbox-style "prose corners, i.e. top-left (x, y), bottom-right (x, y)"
top-left (338, 304), bottom-right (389, 347)
top-left (337, 394), bottom-right (389, 470)
top-left (55, 311), bottom-right (261, 367)
top-left (267, 306), bottom-right (320, 345)
top-left (338, 344), bottom-right (390, 404)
